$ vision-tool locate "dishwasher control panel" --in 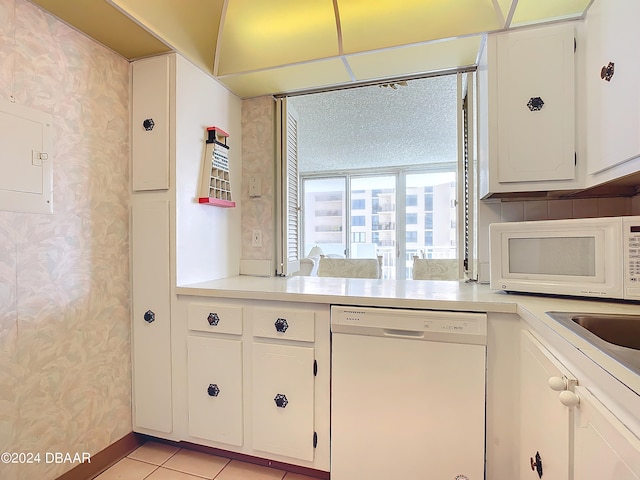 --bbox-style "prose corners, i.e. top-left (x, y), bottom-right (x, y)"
top-left (331, 306), bottom-right (487, 343)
